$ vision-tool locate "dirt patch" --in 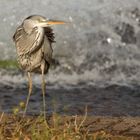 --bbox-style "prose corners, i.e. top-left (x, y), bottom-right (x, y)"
top-left (57, 116), bottom-right (140, 138)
